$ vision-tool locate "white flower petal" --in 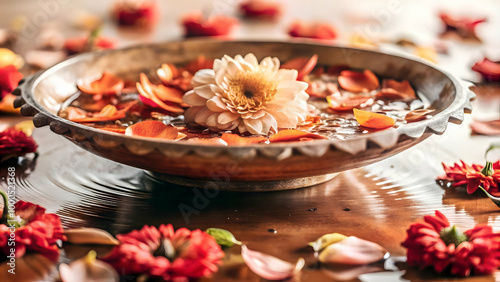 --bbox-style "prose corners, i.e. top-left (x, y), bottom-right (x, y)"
top-left (184, 107), bottom-right (203, 124)
top-left (244, 118), bottom-right (263, 135)
top-left (194, 85), bottom-right (217, 100)
top-left (183, 90), bottom-right (207, 106)
top-left (244, 53), bottom-right (259, 67)
top-left (192, 69), bottom-right (216, 88)
top-left (275, 69), bottom-right (298, 81)
top-left (195, 108), bottom-right (214, 125)
top-left (238, 122), bottom-right (248, 134)
top-left (218, 112), bottom-right (241, 124)
top-left (206, 96), bottom-right (228, 112)
top-left (261, 112), bottom-right (278, 134)
top-left (206, 113), bottom-right (219, 127)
